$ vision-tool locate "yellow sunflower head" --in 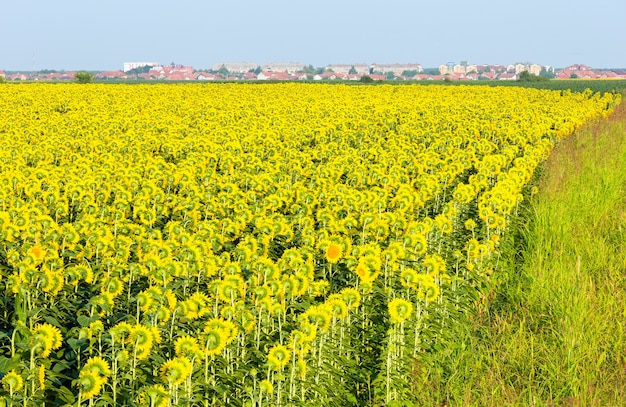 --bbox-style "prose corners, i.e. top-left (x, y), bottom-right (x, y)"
top-left (388, 298), bottom-right (413, 324)
top-left (78, 369), bottom-right (106, 400)
top-left (1, 370), bottom-right (24, 393)
top-left (30, 323), bottom-right (63, 358)
top-left (159, 356), bottom-right (192, 387)
top-left (267, 344), bottom-right (290, 371)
